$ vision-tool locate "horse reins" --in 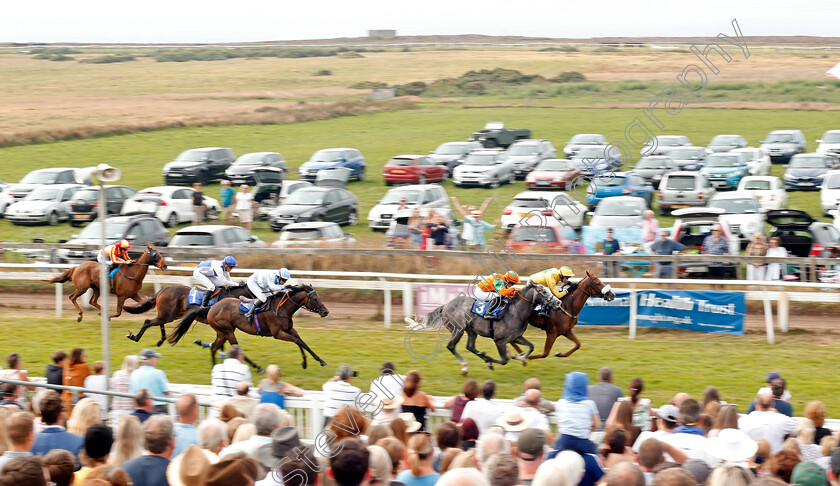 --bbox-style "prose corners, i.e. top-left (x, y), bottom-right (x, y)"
top-left (114, 251), bottom-right (164, 282)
